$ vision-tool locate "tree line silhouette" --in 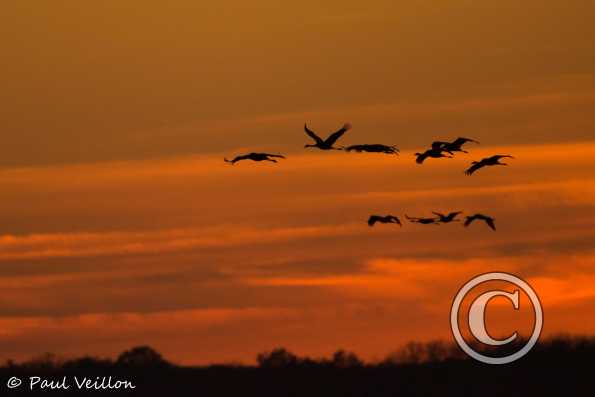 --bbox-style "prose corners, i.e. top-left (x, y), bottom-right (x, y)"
top-left (2, 336), bottom-right (594, 396)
